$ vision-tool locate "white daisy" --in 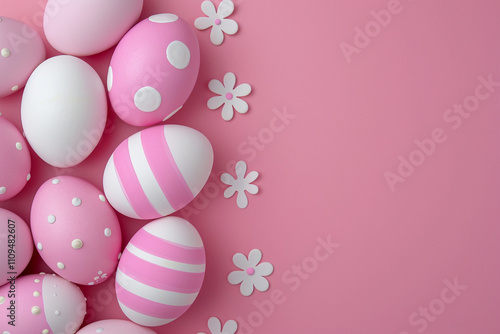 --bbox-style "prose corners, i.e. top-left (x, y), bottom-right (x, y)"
top-left (197, 317), bottom-right (238, 334)
top-left (221, 161), bottom-right (258, 209)
top-left (208, 72), bottom-right (251, 121)
top-left (227, 249), bottom-right (273, 296)
top-left (194, 0), bottom-right (239, 45)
